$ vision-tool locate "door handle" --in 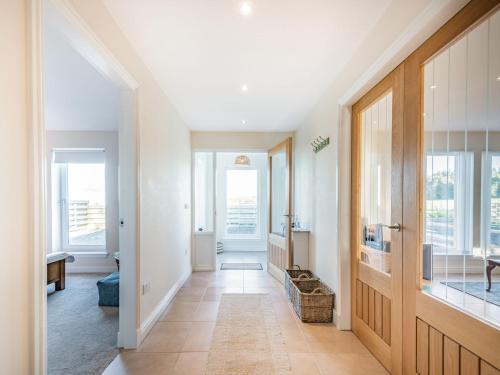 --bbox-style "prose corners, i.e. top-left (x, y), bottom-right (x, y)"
top-left (384, 223), bottom-right (401, 232)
